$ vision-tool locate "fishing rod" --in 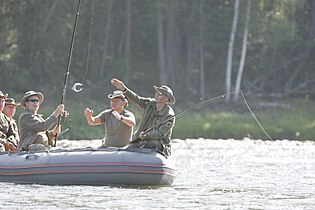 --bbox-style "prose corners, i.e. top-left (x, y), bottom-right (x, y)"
top-left (54, 0), bottom-right (81, 147)
top-left (130, 92), bottom-right (231, 143)
top-left (131, 90), bottom-right (273, 142)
